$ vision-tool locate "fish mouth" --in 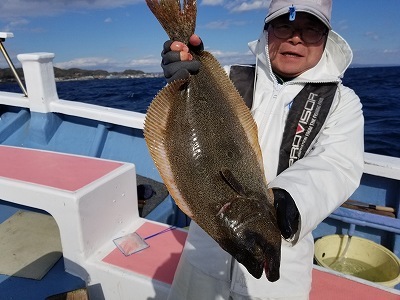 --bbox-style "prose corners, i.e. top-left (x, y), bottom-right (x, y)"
top-left (220, 229), bottom-right (280, 281)
top-left (217, 197), bottom-right (281, 281)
